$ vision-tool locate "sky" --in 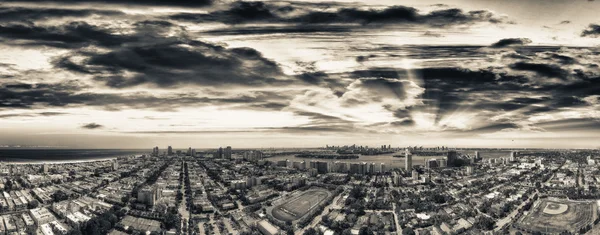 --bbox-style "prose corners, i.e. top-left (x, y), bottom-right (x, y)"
top-left (0, 0), bottom-right (599, 149)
